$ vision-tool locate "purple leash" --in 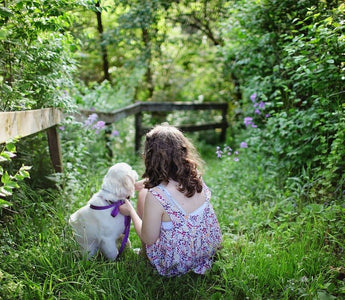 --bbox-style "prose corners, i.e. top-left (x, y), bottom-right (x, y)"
top-left (90, 200), bottom-right (131, 258)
